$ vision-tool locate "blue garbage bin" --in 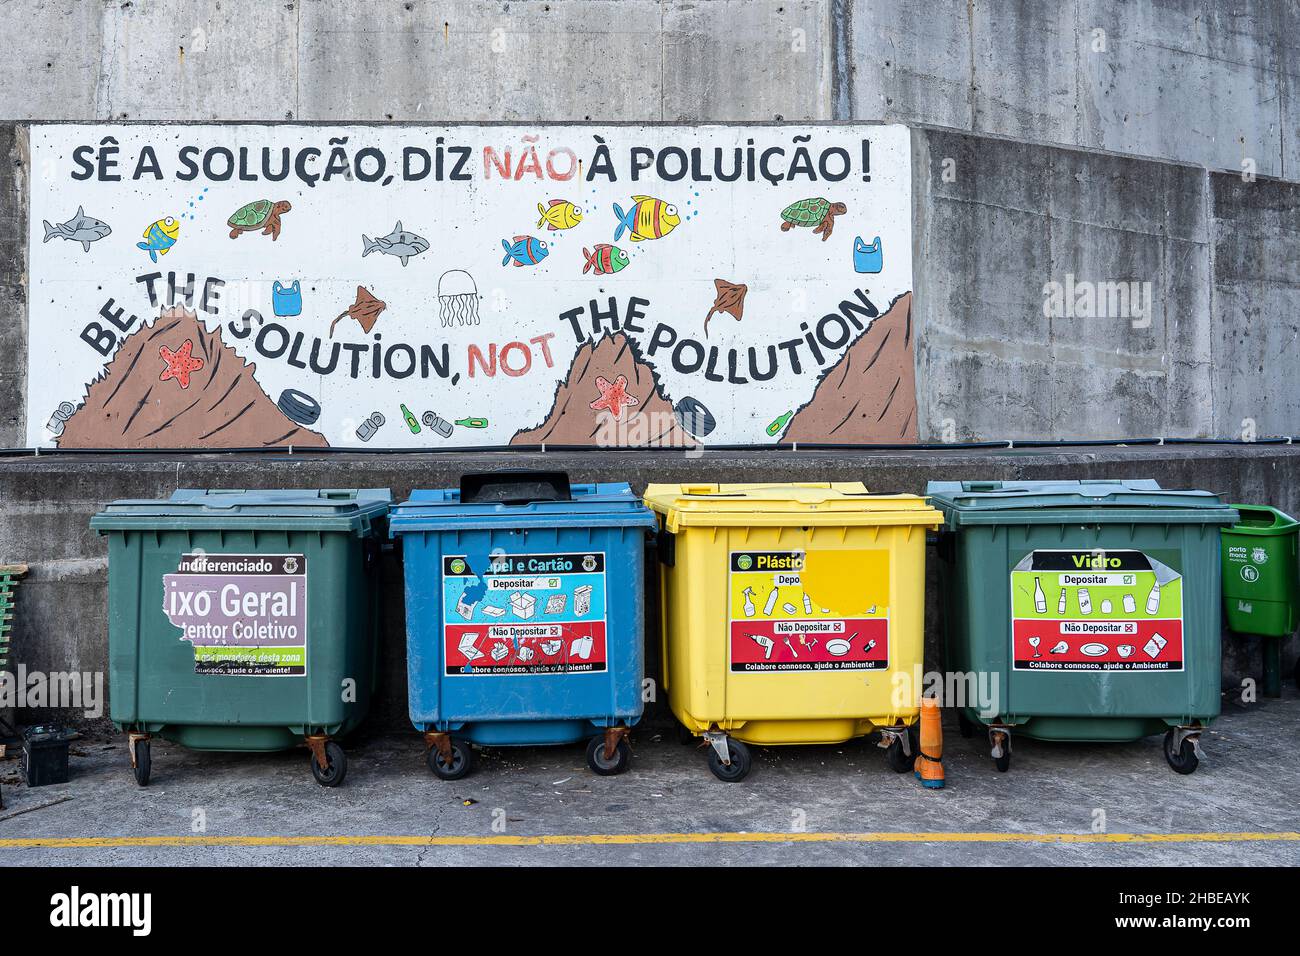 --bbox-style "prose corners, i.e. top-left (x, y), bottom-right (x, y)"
top-left (390, 471), bottom-right (657, 779)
